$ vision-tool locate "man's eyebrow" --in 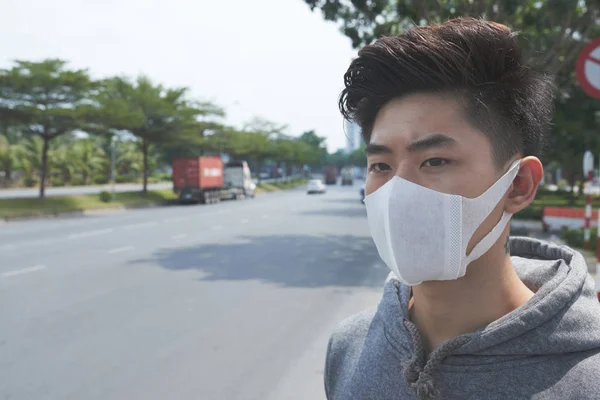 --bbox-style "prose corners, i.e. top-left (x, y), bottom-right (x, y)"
top-left (364, 143), bottom-right (393, 155)
top-left (406, 133), bottom-right (457, 152)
